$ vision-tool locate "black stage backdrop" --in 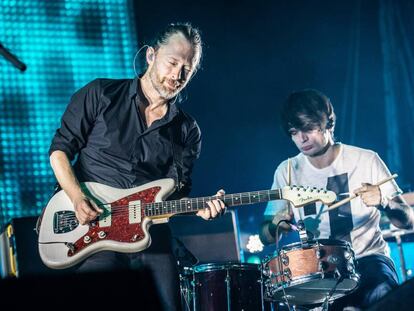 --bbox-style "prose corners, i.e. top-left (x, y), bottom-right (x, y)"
top-left (133, 0), bottom-right (414, 256)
